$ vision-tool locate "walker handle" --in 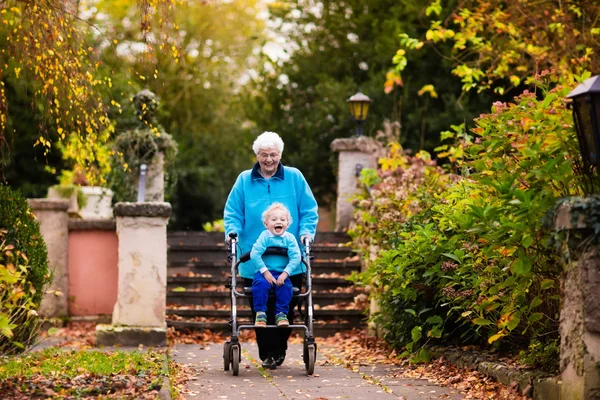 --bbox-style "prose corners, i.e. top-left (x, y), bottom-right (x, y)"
top-left (302, 236), bottom-right (312, 246)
